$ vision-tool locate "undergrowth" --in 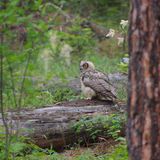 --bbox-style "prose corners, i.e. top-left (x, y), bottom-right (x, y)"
top-left (0, 124), bottom-right (128, 160)
top-left (72, 113), bottom-right (126, 143)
